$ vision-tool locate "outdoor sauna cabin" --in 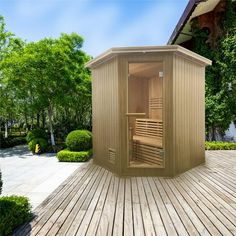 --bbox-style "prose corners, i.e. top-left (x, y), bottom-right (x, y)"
top-left (86, 45), bottom-right (211, 176)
